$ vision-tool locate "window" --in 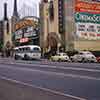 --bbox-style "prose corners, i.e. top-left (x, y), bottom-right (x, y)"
top-left (79, 53), bottom-right (83, 55)
top-left (33, 47), bottom-right (40, 53)
top-left (49, 0), bottom-right (54, 20)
